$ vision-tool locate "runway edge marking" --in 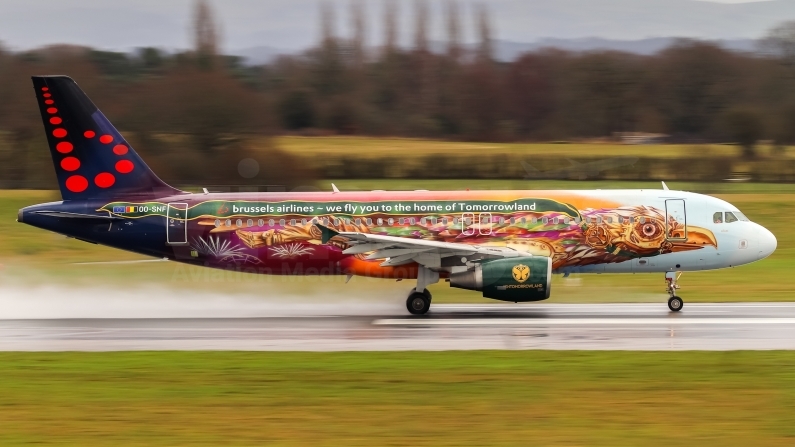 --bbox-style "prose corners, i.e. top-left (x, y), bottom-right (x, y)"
top-left (372, 318), bottom-right (795, 326)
